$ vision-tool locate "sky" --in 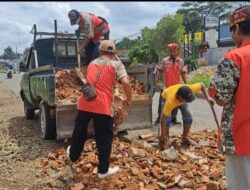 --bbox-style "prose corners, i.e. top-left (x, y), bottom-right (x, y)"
top-left (0, 1), bottom-right (182, 55)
